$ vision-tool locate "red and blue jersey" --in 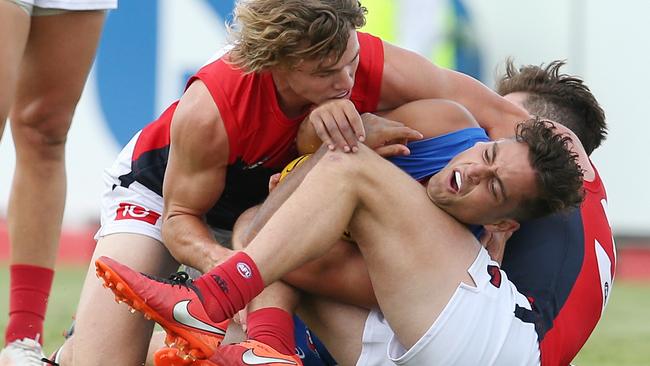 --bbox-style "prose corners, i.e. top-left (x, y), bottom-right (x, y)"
top-left (118, 32), bottom-right (384, 230)
top-left (502, 163), bottom-right (615, 366)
